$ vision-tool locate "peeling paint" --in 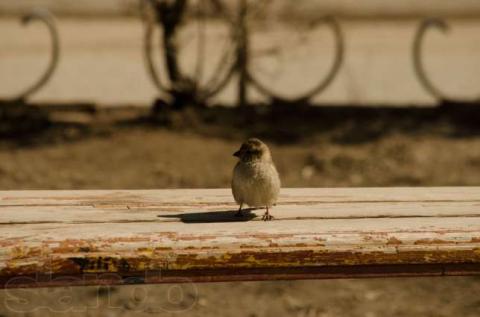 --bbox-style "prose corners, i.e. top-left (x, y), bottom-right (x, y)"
top-left (414, 238), bottom-right (451, 245)
top-left (387, 237), bottom-right (403, 245)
